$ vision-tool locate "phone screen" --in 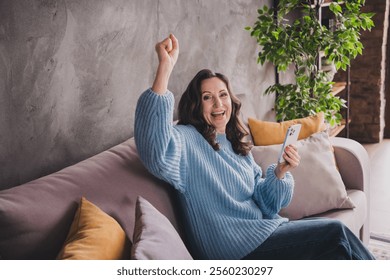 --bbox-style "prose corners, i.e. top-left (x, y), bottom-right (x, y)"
top-left (278, 124), bottom-right (302, 163)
